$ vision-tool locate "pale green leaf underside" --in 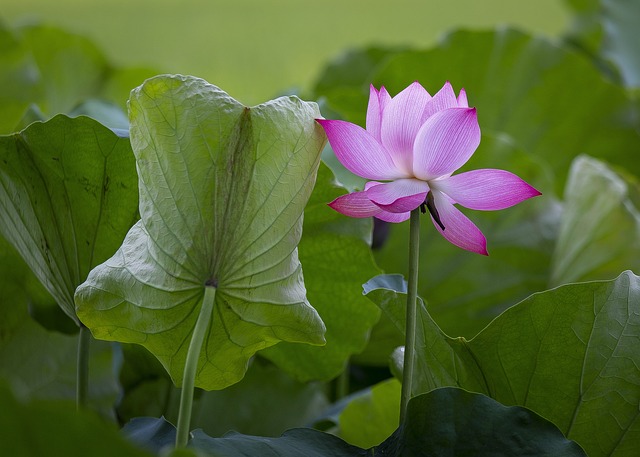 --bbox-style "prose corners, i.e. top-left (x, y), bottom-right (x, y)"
top-left (551, 155), bottom-right (640, 286)
top-left (365, 271), bottom-right (640, 457)
top-left (76, 75), bottom-right (326, 390)
top-left (260, 163), bottom-right (382, 381)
